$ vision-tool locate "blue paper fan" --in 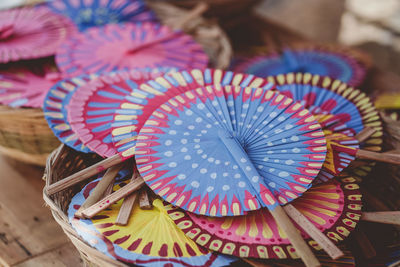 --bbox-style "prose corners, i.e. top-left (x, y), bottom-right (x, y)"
top-left (233, 44), bottom-right (369, 87)
top-left (46, 0), bottom-right (156, 31)
top-left (134, 85), bottom-right (327, 216)
top-left (111, 69), bottom-right (274, 157)
top-left (43, 74), bottom-right (98, 152)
